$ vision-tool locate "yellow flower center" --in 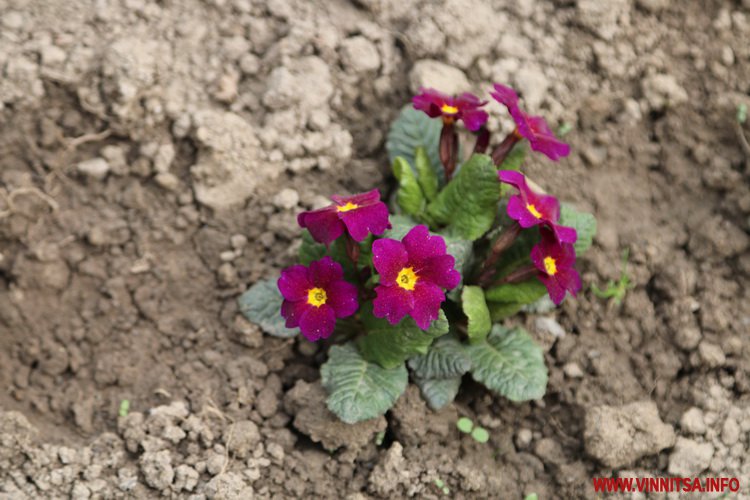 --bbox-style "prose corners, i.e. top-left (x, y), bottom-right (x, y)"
top-left (441, 104), bottom-right (459, 115)
top-left (307, 287), bottom-right (327, 307)
top-left (527, 204), bottom-right (542, 219)
top-left (543, 256), bottom-right (557, 276)
top-left (396, 267), bottom-right (418, 291)
top-left (336, 202), bottom-right (359, 212)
